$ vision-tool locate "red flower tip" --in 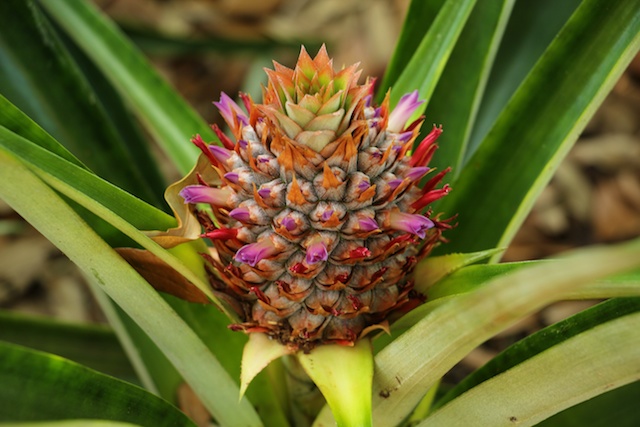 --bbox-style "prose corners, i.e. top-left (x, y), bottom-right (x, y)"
top-left (349, 247), bottom-right (371, 259)
top-left (411, 184), bottom-right (451, 211)
top-left (335, 273), bottom-right (350, 283)
top-left (191, 134), bottom-right (219, 165)
top-left (211, 123), bottom-right (235, 150)
top-left (347, 295), bottom-right (364, 311)
top-left (410, 125), bottom-right (442, 167)
top-left (290, 263), bottom-right (308, 274)
top-left (201, 228), bottom-right (238, 240)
